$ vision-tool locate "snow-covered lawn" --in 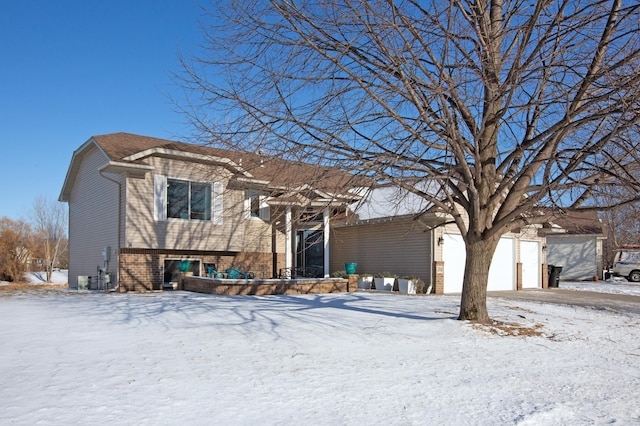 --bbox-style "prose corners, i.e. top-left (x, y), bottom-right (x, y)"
top-left (560, 278), bottom-right (640, 296)
top-left (1, 284), bottom-right (639, 425)
top-left (24, 269), bottom-right (69, 285)
top-left (0, 270), bottom-right (69, 286)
